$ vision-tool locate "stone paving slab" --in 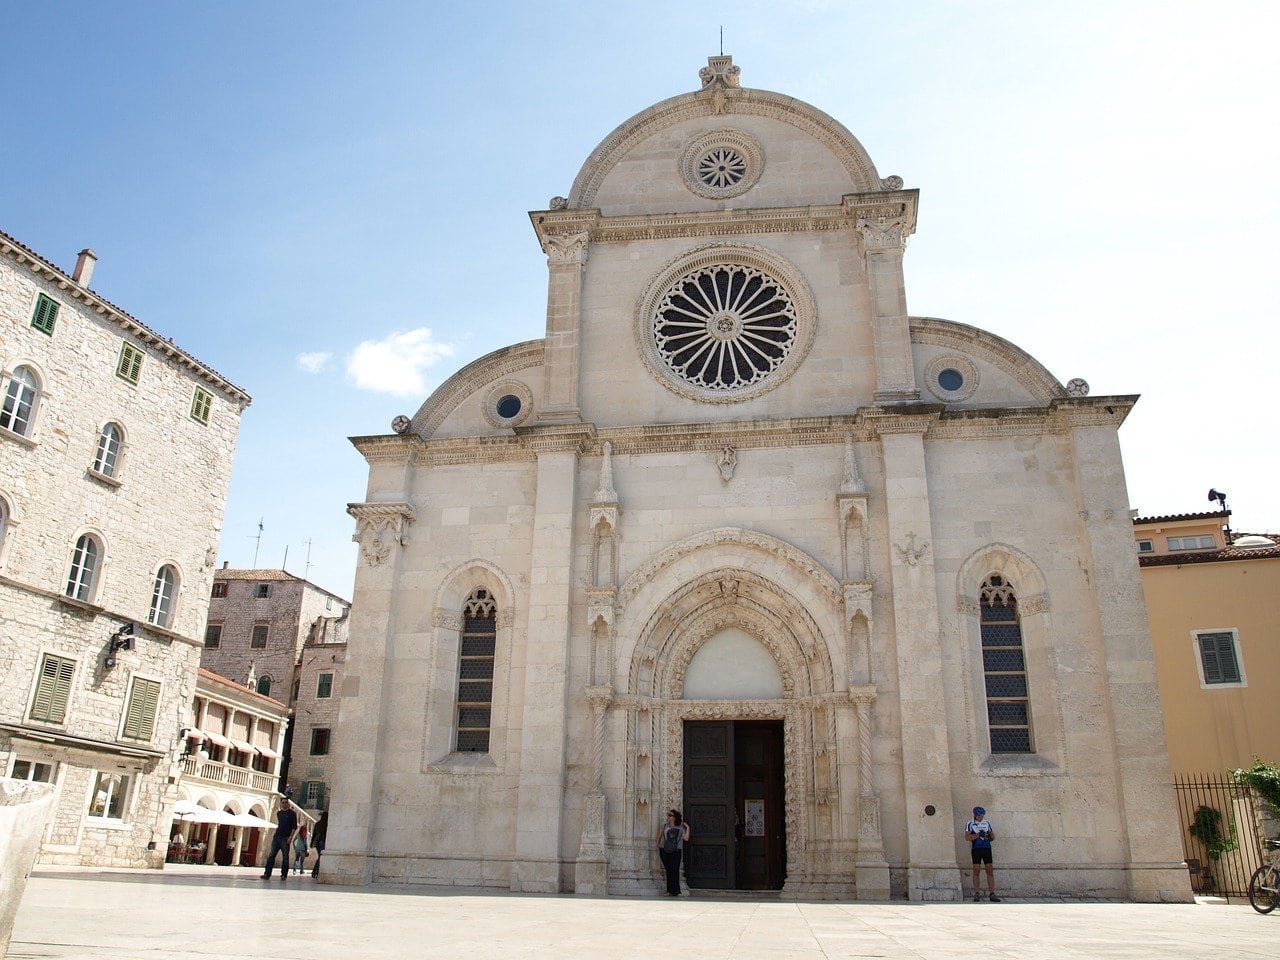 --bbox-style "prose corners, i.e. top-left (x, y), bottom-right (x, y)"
top-left (7, 866), bottom-right (1277, 960)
